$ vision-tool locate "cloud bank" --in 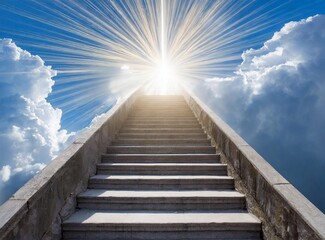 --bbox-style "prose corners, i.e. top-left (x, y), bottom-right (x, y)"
top-left (202, 15), bottom-right (325, 211)
top-left (0, 39), bottom-right (75, 204)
